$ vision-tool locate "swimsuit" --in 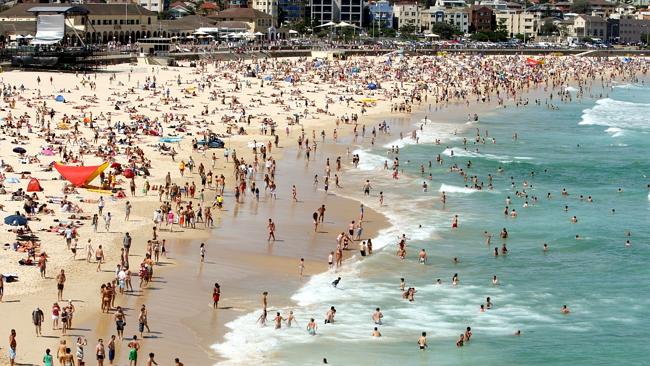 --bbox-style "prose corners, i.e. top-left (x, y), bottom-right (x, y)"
top-left (128, 348), bottom-right (137, 361)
